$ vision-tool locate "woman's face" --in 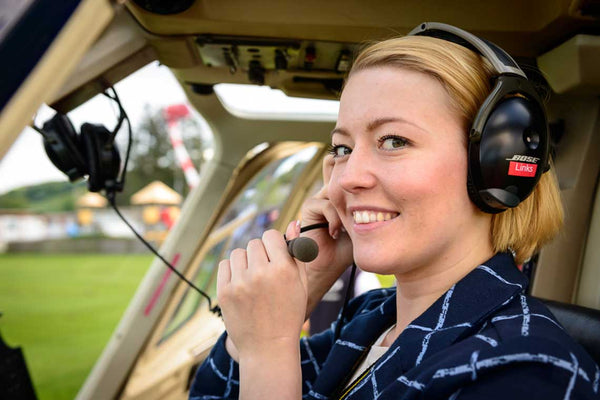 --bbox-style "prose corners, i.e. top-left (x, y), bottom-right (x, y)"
top-left (329, 66), bottom-right (492, 276)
